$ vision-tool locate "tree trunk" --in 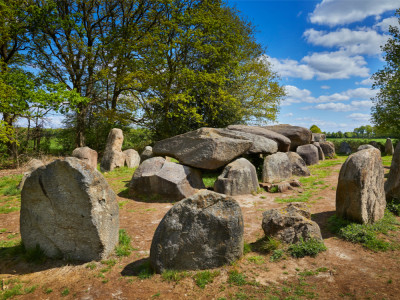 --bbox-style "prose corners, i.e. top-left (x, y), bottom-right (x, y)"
top-left (75, 108), bottom-right (86, 148)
